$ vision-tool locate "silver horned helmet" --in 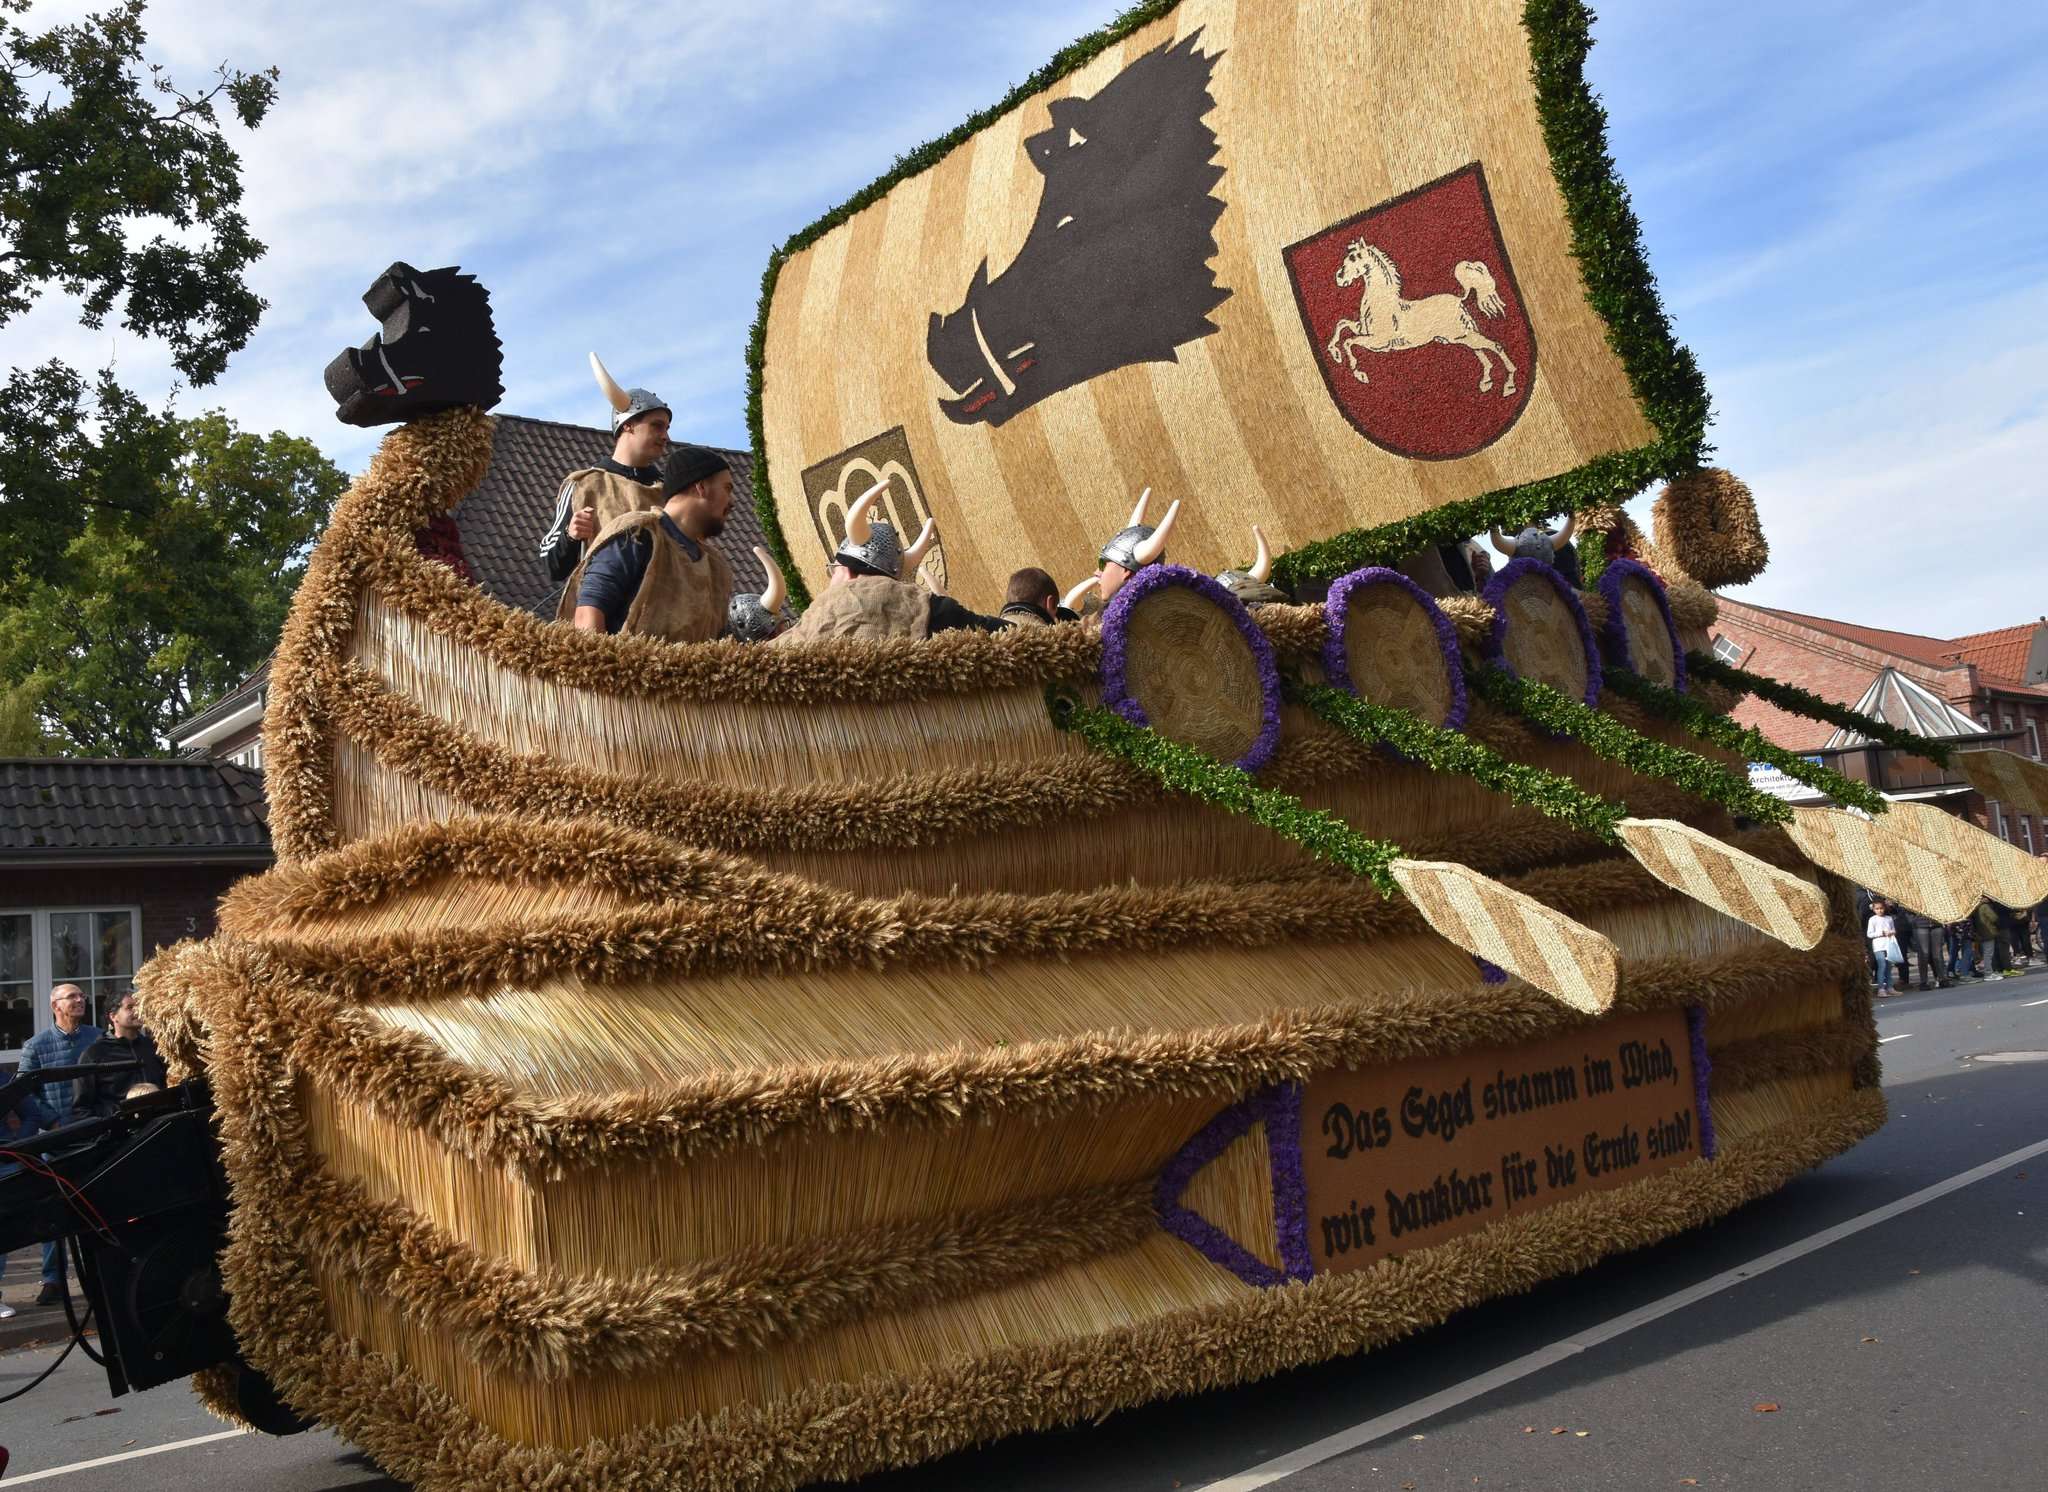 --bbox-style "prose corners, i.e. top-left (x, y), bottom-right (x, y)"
top-left (589, 351), bottom-right (669, 434)
top-left (1098, 487), bottom-right (1181, 571)
top-left (1216, 525), bottom-right (1286, 607)
top-left (727, 547), bottom-right (790, 644)
top-left (834, 481), bottom-right (937, 580)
